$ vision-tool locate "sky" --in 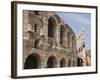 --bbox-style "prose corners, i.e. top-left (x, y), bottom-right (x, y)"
top-left (56, 12), bottom-right (91, 49)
